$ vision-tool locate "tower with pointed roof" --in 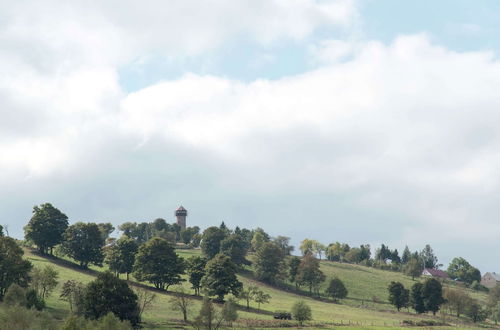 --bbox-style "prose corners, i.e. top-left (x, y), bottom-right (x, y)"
top-left (175, 206), bottom-right (187, 230)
